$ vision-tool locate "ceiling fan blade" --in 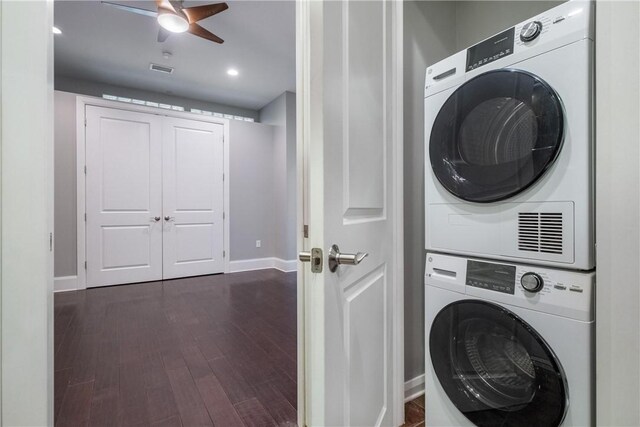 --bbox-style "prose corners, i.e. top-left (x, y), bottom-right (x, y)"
top-left (101, 1), bottom-right (157, 18)
top-left (155, 0), bottom-right (176, 13)
top-left (158, 27), bottom-right (171, 42)
top-left (188, 23), bottom-right (224, 44)
top-left (182, 3), bottom-right (229, 23)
